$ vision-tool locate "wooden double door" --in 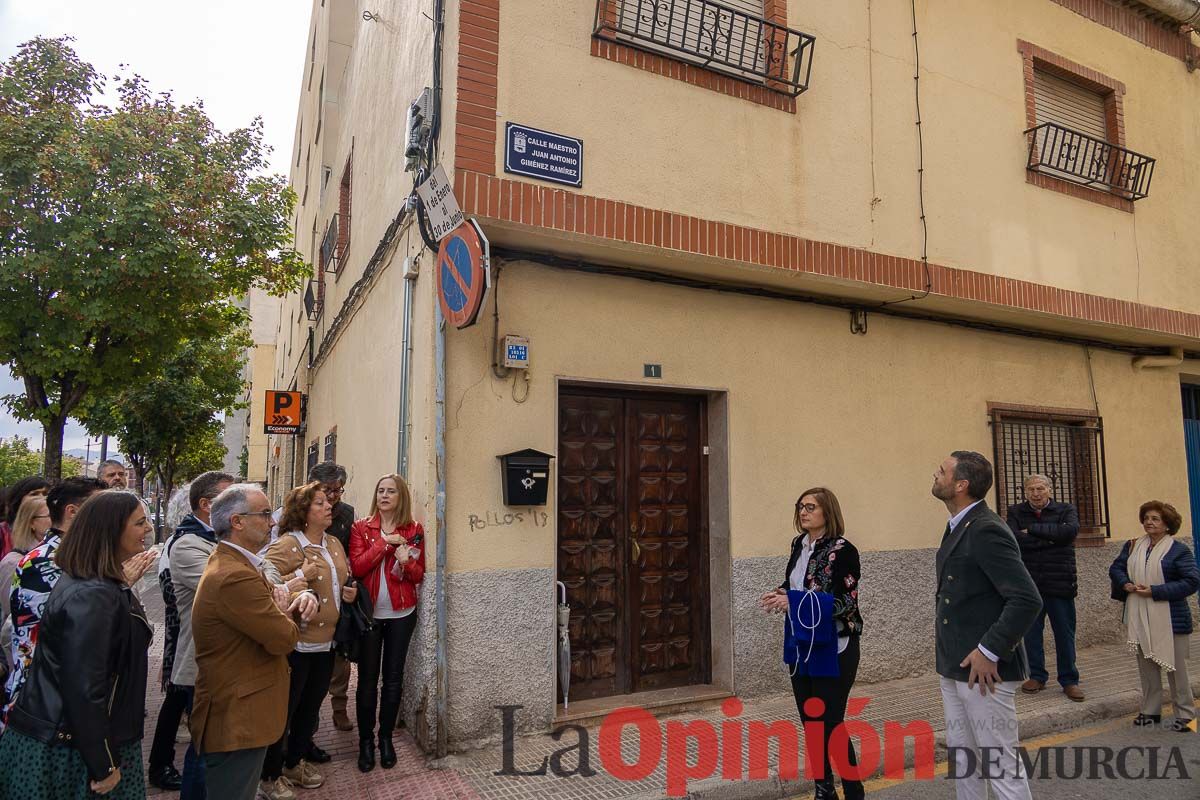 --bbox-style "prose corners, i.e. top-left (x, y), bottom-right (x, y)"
top-left (557, 387), bottom-right (710, 702)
